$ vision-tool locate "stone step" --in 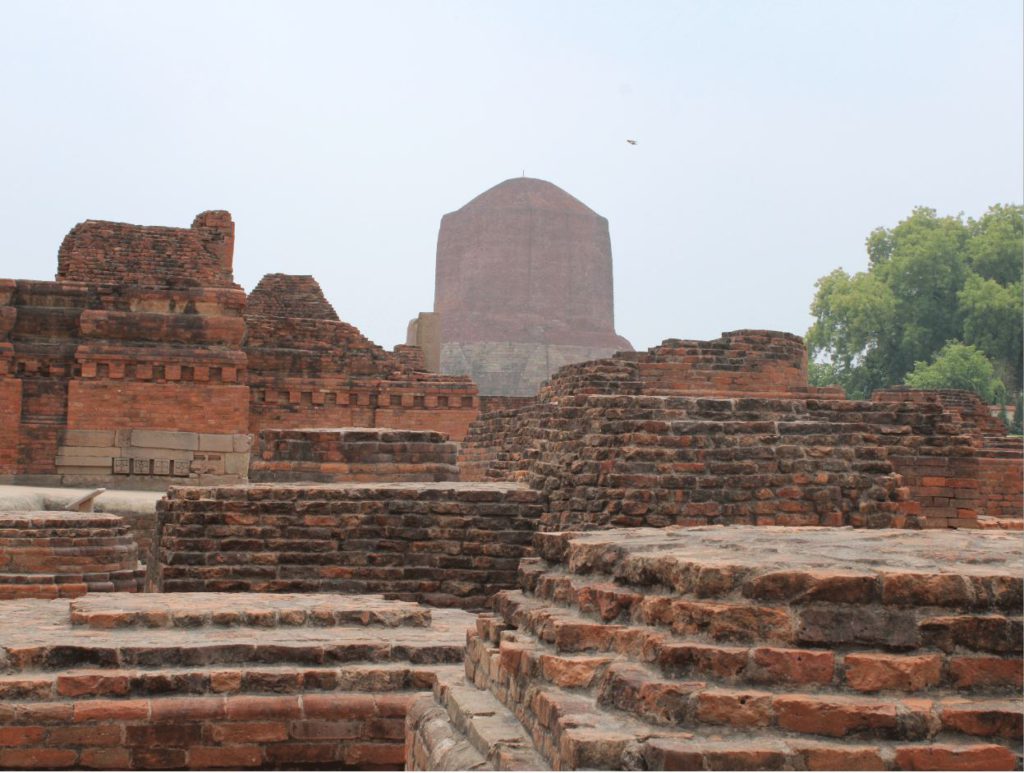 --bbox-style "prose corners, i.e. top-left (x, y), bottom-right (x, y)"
top-left (0, 569), bottom-right (143, 599)
top-left (67, 592), bottom-right (432, 629)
